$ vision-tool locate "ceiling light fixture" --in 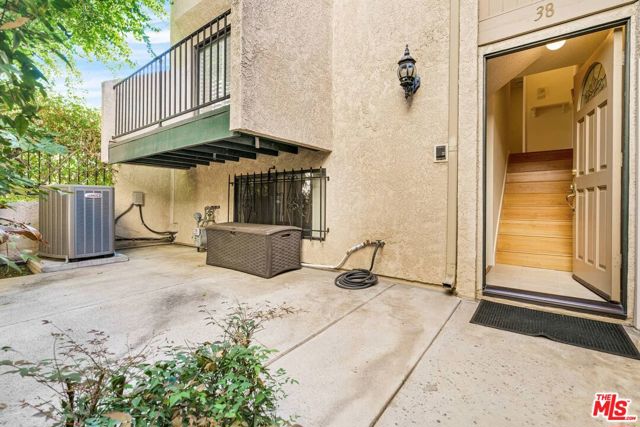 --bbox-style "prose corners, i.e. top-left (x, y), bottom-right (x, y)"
top-left (546, 40), bottom-right (566, 51)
